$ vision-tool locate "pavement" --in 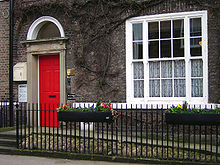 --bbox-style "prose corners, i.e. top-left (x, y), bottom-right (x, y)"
top-left (0, 154), bottom-right (157, 165)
